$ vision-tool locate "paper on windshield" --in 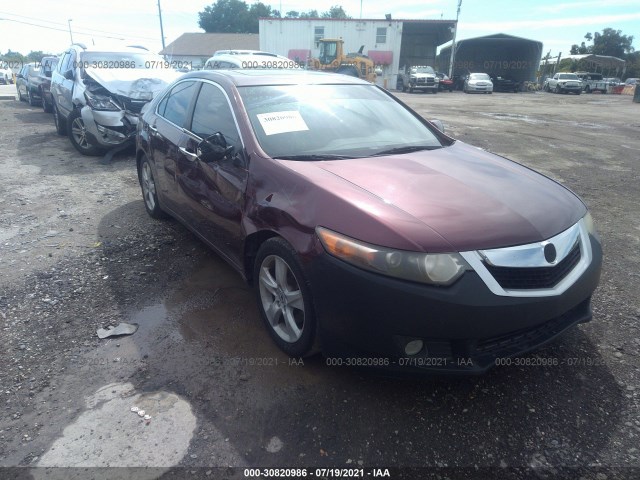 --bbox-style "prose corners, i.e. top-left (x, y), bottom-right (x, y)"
top-left (256, 111), bottom-right (309, 136)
